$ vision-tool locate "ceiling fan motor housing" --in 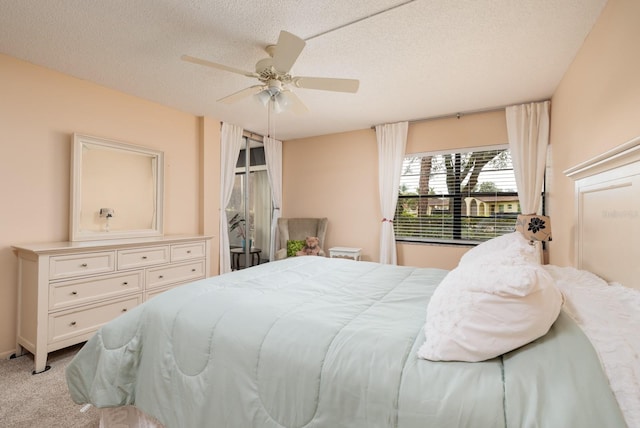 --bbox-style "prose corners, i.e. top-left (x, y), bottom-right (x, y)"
top-left (255, 57), bottom-right (273, 74)
top-left (267, 79), bottom-right (282, 96)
